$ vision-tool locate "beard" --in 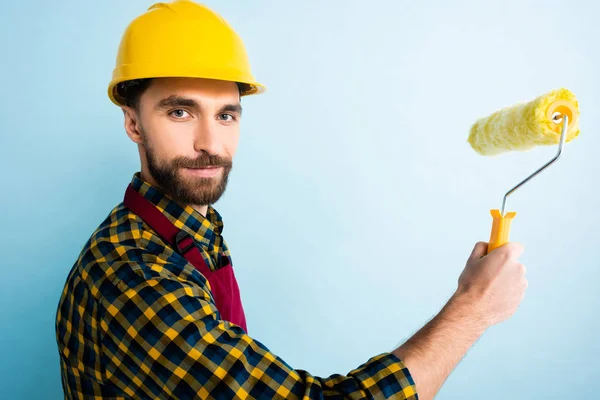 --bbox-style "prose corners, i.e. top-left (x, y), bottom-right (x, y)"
top-left (143, 136), bottom-right (233, 207)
